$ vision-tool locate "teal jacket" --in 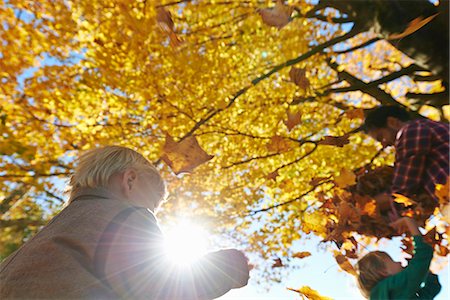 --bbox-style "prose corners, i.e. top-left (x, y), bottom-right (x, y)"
top-left (370, 235), bottom-right (441, 299)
